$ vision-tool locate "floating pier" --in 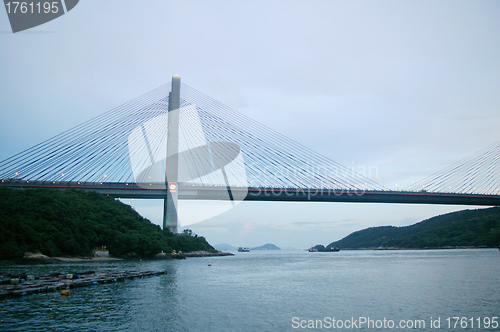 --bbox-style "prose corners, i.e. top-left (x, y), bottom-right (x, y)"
top-left (0, 270), bottom-right (167, 298)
